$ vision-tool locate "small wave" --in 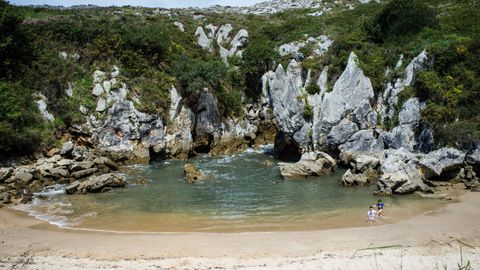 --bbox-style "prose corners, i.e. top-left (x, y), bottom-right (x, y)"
top-left (243, 144), bottom-right (274, 155)
top-left (34, 184), bottom-right (66, 197)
